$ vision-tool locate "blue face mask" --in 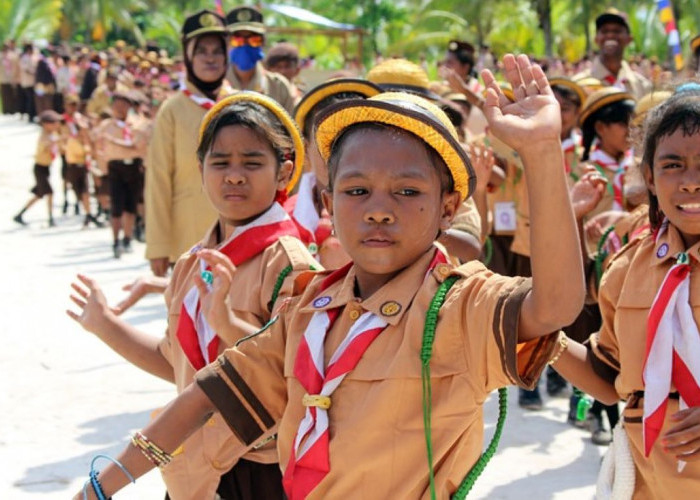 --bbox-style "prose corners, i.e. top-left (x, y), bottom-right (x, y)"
top-left (230, 45), bottom-right (264, 72)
